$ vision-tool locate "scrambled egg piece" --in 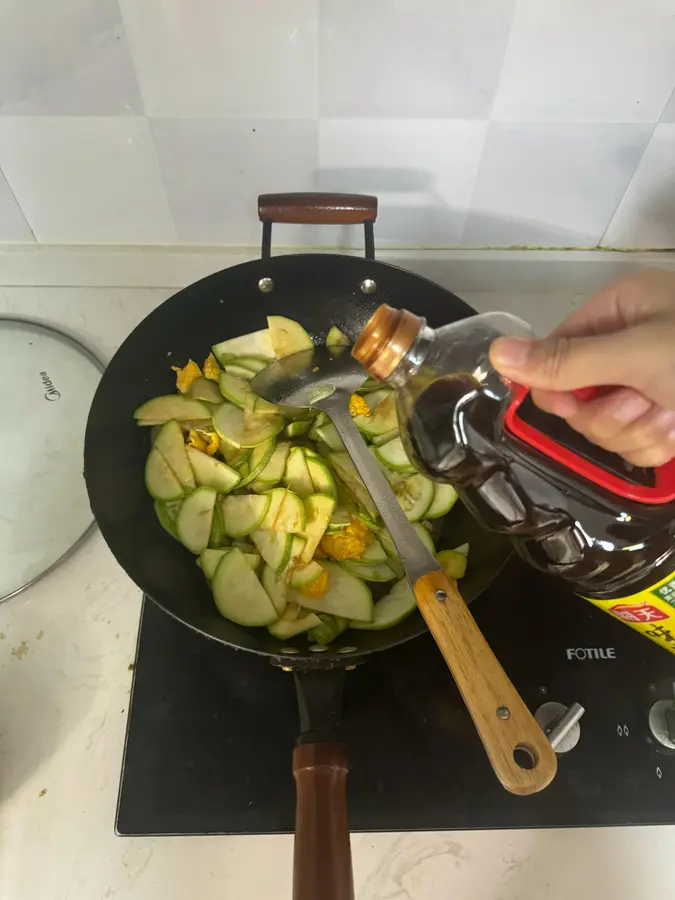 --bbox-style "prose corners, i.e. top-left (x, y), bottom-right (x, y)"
top-left (186, 429), bottom-right (220, 456)
top-left (349, 393), bottom-right (370, 418)
top-left (299, 566), bottom-right (329, 599)
top-left (320, 518), bottom-right (372, 560)
top-left (202, 352), bottom-right (221, 382)
top-left (171, 359), bottom-right (202, 393)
